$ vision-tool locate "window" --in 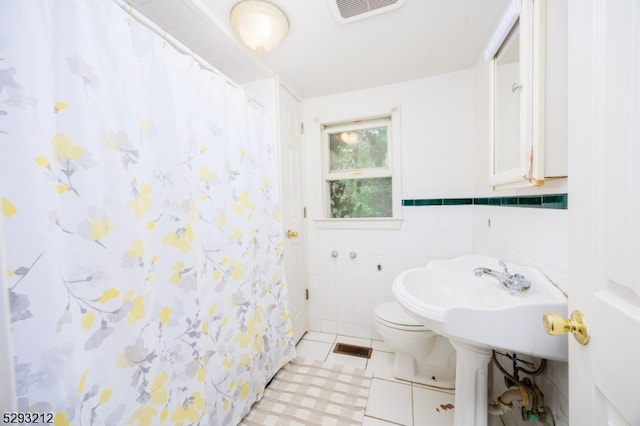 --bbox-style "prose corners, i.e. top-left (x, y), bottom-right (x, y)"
top-left (322, 116), bottom-right (397, 219)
